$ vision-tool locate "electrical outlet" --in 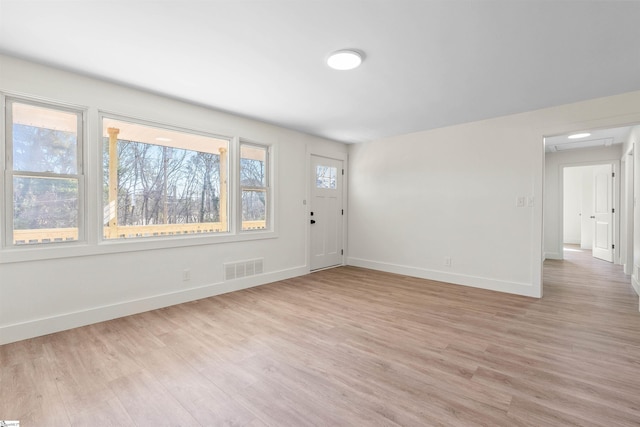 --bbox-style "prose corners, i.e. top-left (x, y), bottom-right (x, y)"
top-left (444, 257), bottom-right (452, 267)
top-left (182, 269), bottom-right (191, 281)
top-left (516, 196), bottom-right (525, 208)
top-left (527, 196), bottom-right (534, 207)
